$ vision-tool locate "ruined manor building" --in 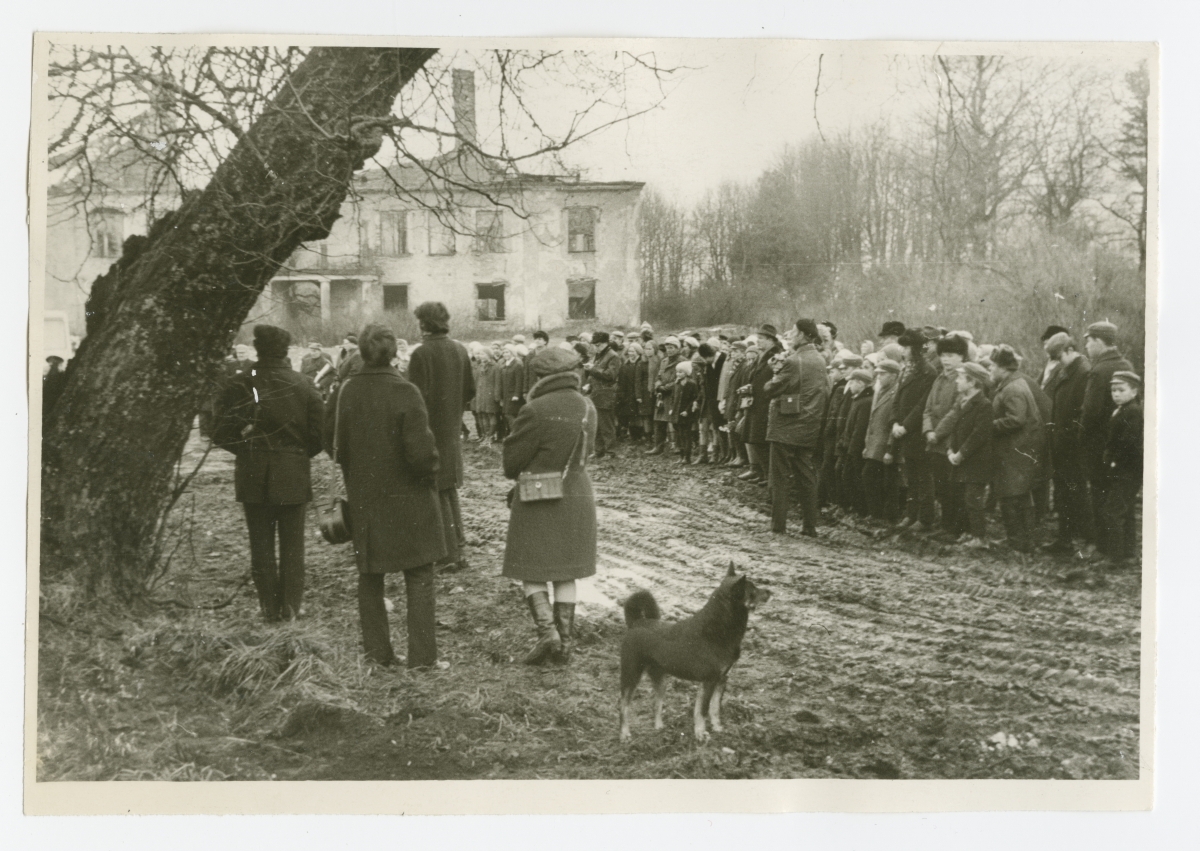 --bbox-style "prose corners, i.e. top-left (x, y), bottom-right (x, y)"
top-left (44, 70), bottom-right (645, 348)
